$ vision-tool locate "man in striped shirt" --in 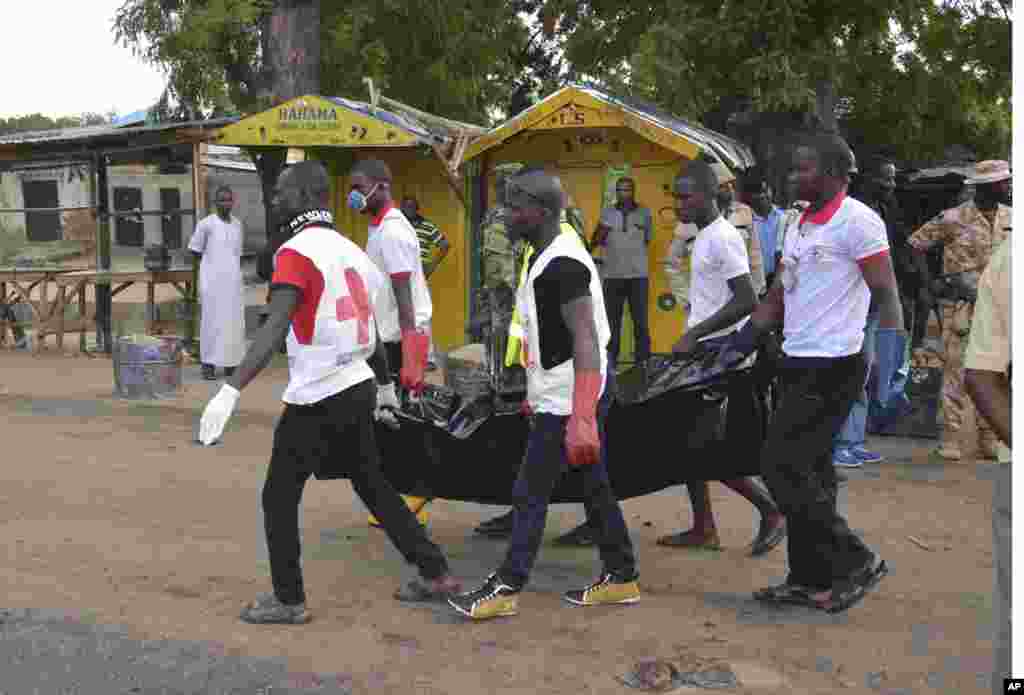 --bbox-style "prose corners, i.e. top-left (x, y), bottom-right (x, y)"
top-left (400, 196), bottom-right (450, 279)
top-left (400, 196), bottom-right (449, 370)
